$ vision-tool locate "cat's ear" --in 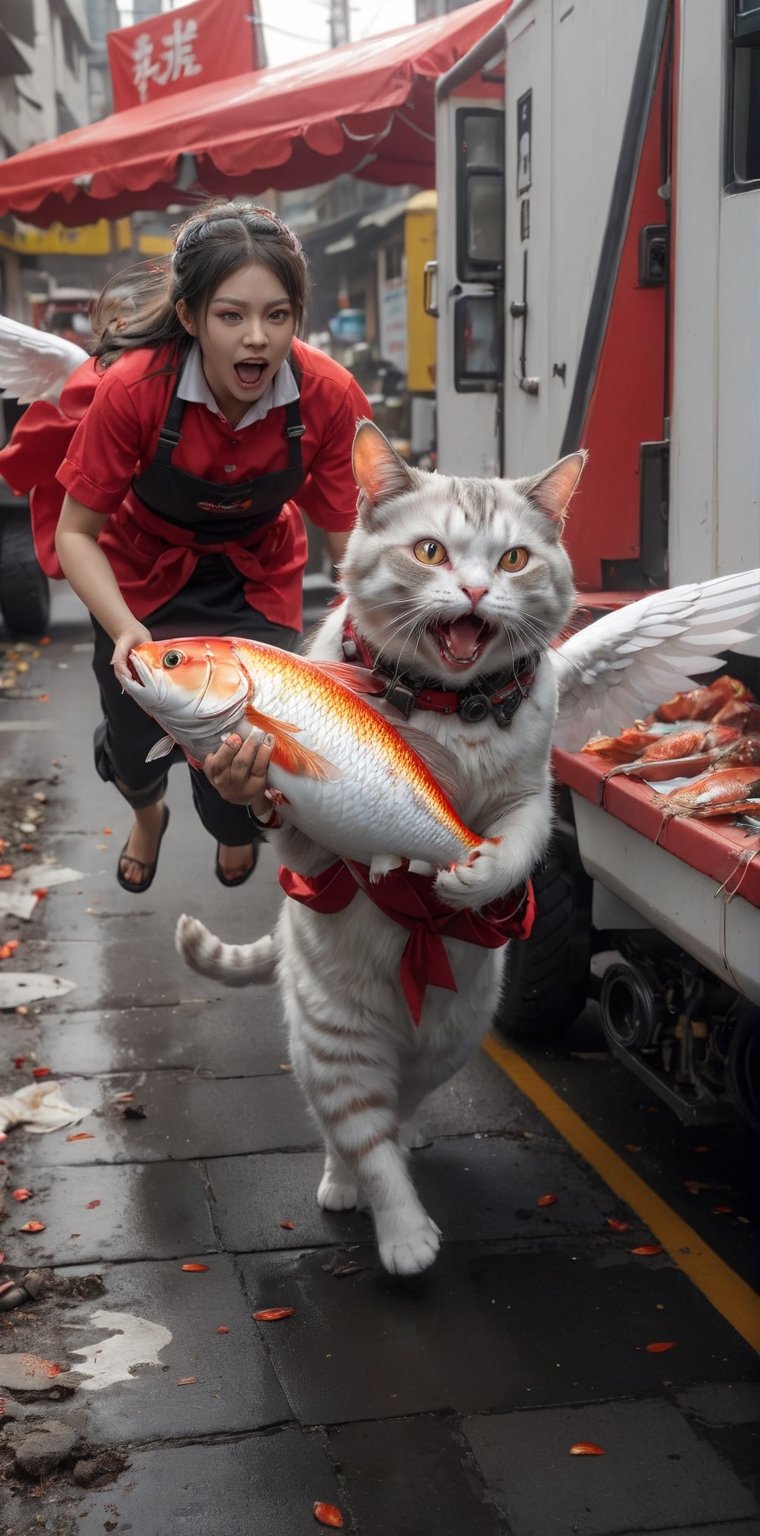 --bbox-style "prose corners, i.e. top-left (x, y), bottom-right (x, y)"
top-left (353, 419), bottom-right (415, 522)
top-left (515, 450), bottom-right (587, 535)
